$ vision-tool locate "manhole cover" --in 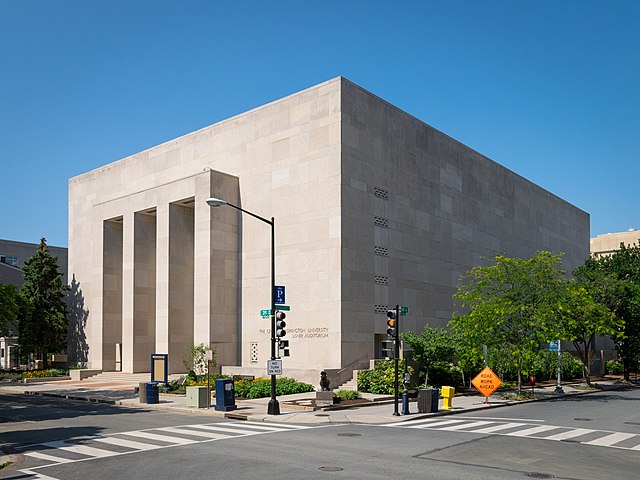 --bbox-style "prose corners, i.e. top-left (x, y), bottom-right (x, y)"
top-left (524, 473), bottom-right (555, 479)
top-left (337, 433), bottom-right (361, 437)
top-left (319, 466), bottom-right (344, 472)
top-left (574, 418), bottom-right (592, 421)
